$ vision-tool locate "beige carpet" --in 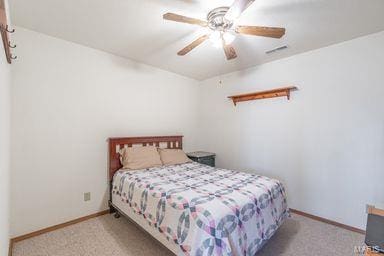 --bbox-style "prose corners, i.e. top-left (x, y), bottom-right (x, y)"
top-left (13, 213), bottom-right (364, 256)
